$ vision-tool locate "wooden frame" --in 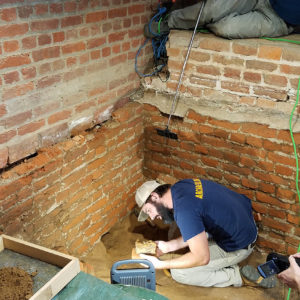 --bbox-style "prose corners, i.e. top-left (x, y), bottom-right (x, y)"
top-left (0, 234), bottom-right (80, 300)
